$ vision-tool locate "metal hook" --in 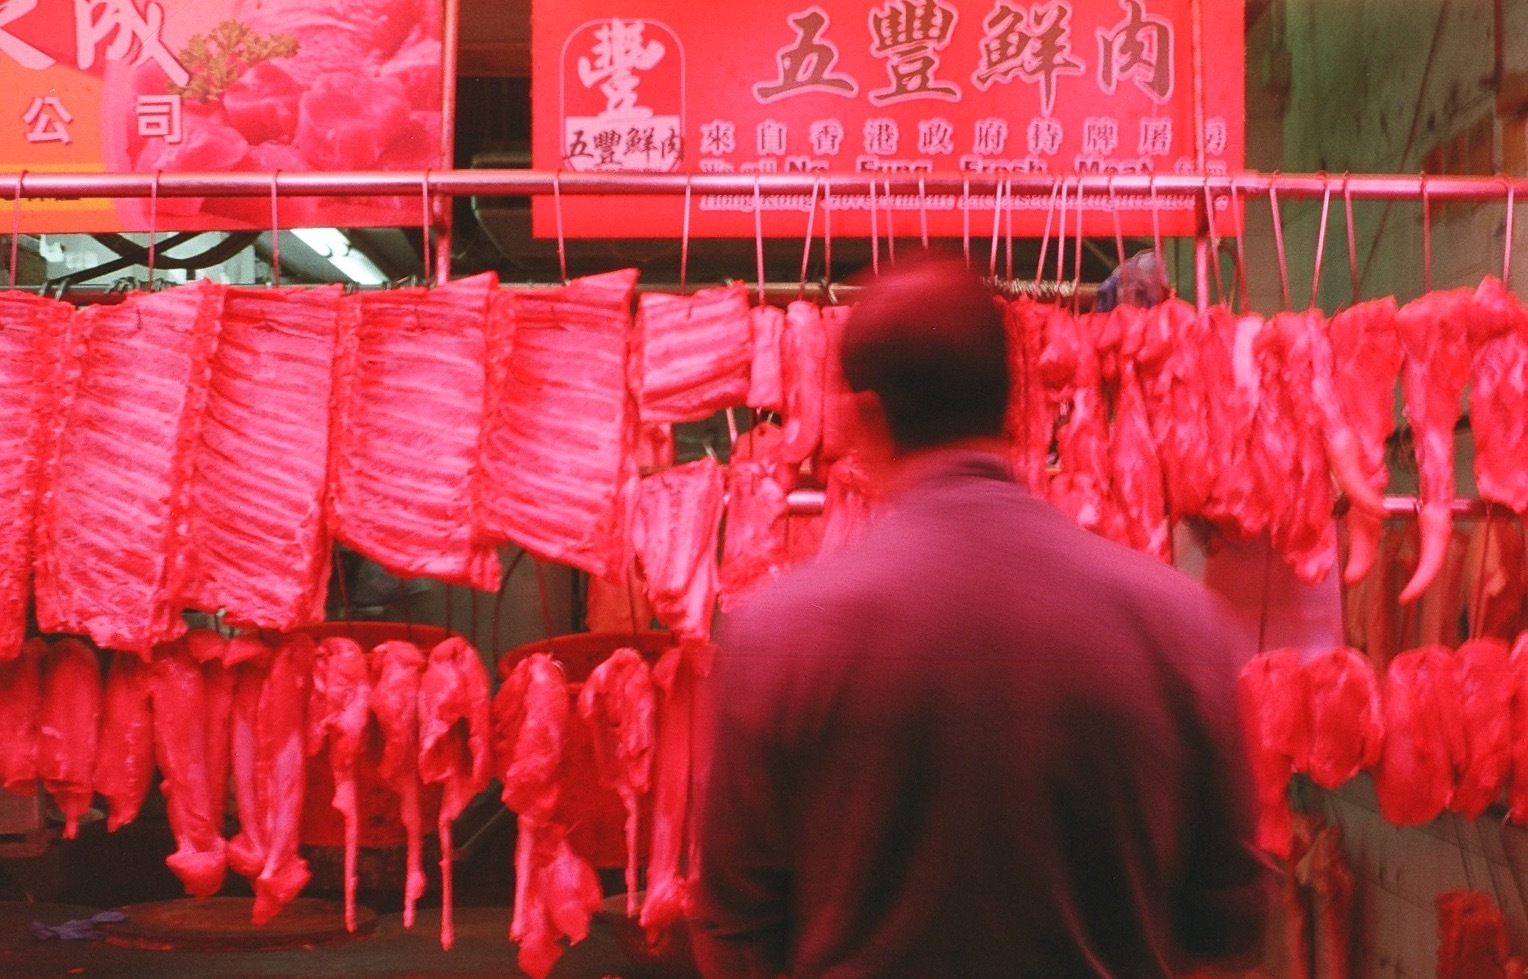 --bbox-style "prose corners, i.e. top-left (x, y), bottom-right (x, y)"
top-left (1034, 180), bottom-right (1061, 288)
top-left (1421, 172), bottom-right (1432, 294)
top-left (146, 170), bottom-right (161, 289)
top-left (420, 170), bottom-right (434, 285)
top-left (1230, 176), bottom-right (1250, 312)
top-left (1269, 178), bottom-right (1292, 310)
top-left (798, 178), bottom-right (819, 301)
top-left (1201, 179), bottom-right (1223, 305)
top-left (1054, 179), bottom-right (1070, 287)
top-left (1072, 179), bottom-right (1085, 302)
top-left (680, 173), bottom-right (692, 296)
top-left (1310, 173), bottom-right (1332, 311)
top-left (552, 173), bottom-right (568, 286)
top-left (1503, 177), bottom-right (1515, 283)
top-left (960, 177), bottom-right (971, 269)
top-left (1148, 172), bottom-right (1164, 275)
top-left (917, 175), bottom-right (929, 251)
top-left (868, 178), bottom-right (879, 276)
top-left (1108, 174), bottom-right (1126, 268)
top-left (821, 177), bottom-right (833, 288)
top-left (269, 170), bottom-right (281, 288)
top-left (1343, 173), bottom-right (1360, 304)
top-left (753, 178), bottom-right (766, 303)
top-left (8, 170), bottom-right (25, 292)
top-left (988, 178), bottom-right (1005, 279)
top-left (883, 178), bottom-right (895, 267)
